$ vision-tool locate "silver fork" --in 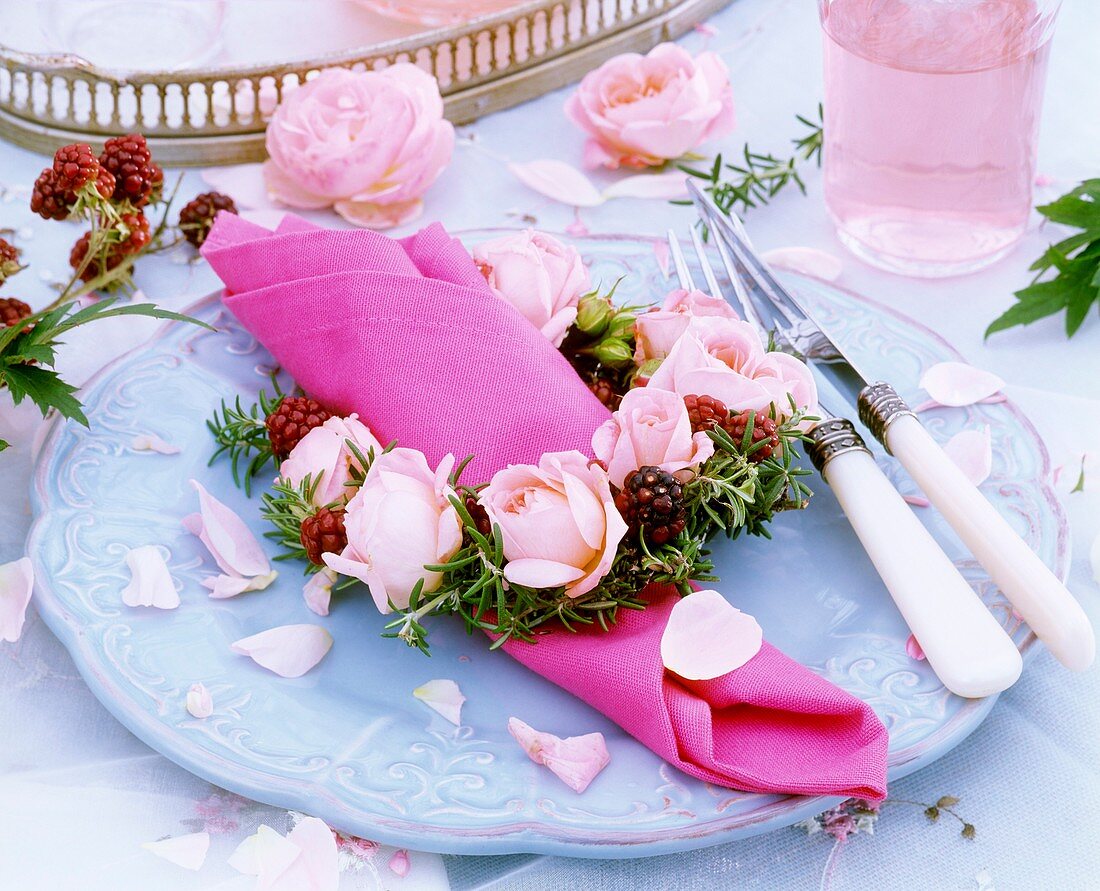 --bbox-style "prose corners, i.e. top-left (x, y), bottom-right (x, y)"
top-left (668, 228), bottom-right (1022, 699)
